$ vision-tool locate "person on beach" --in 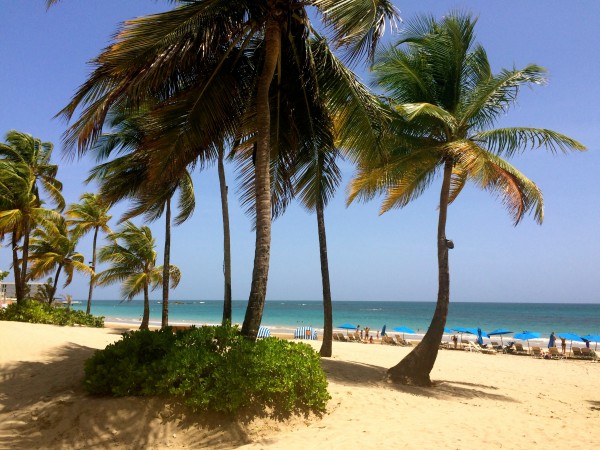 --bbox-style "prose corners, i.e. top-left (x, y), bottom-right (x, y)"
top-left (369, 336), bottom-right (374, 344)
top-left (376, 330), bottom-right (380, 339)
top-left (560, 337), bottom-right (566, 354)
top-left (452, 334), bottom-right (458, 349)
top-left (365, 326), bottom-right (370, 338)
